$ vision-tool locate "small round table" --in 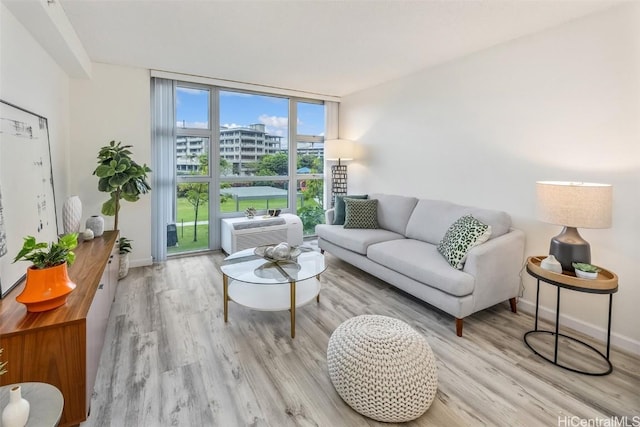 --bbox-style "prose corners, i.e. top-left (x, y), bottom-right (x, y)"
top-left (0, 382), bottom-right (63, 427)
top-left (220, 247), bottom-right (326, 338)
top-left (524, 256), bottom-right (618, 376)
